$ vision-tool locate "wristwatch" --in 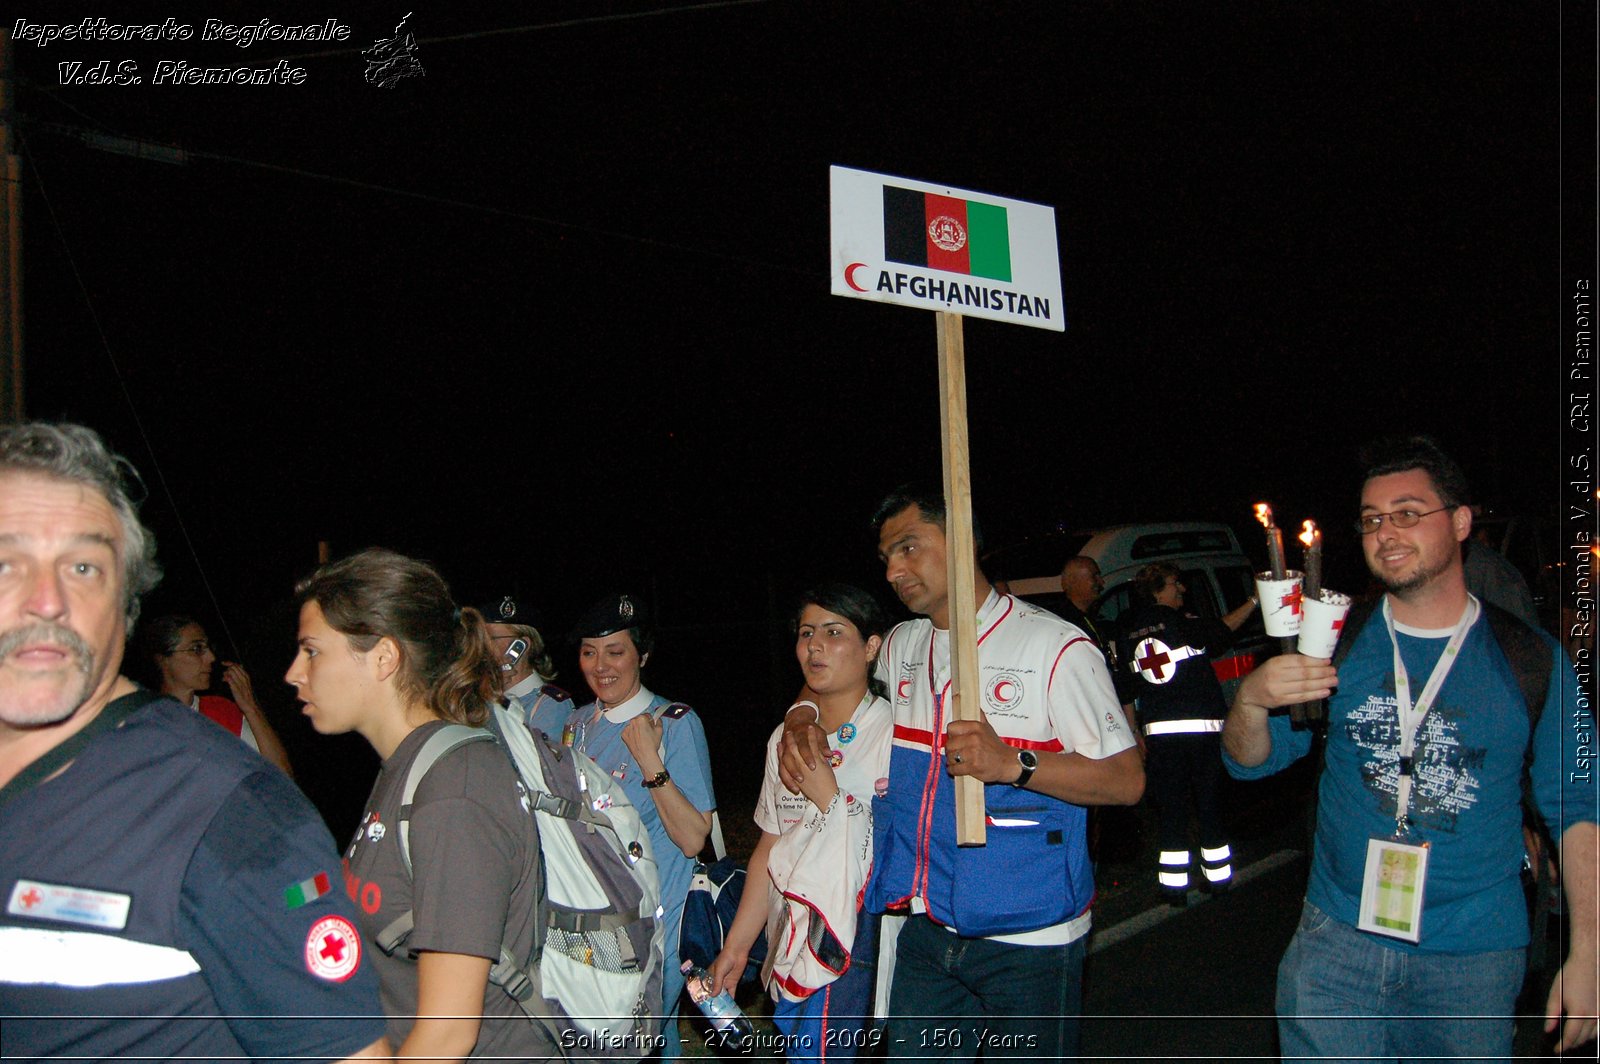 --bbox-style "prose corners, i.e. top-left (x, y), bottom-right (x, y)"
top-left (642, 769), bottom-right (671, 789)
top-left (1011, 749), bottom-right (1038, 789)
